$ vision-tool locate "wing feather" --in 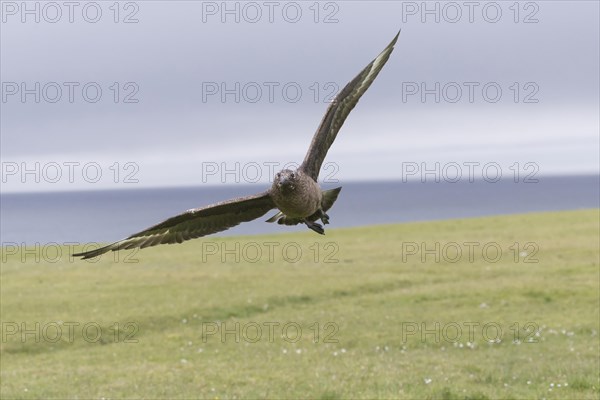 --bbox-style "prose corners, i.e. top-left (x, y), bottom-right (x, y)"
top-left (73, 191), bottom-right (275, 259)
top-left (300, 30), bottom-right (400, 180)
